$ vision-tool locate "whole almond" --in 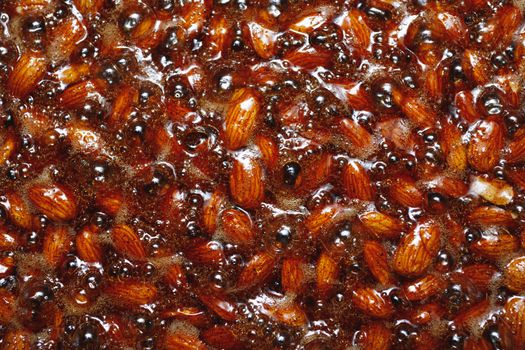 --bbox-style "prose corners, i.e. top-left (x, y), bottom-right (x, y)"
top-left (504, 256), bottom-right (525, 292)
top-left (389, 176), bottom-right (424, 208)
top-left (60, 79), bottom-right (106, 110)
top-left (185, 239), bottom-right (225, 265)
top-left (199, 293), bottom-right (237, 321)
top-left (470, 176), bottom-right (514, 205)
top-left (256, 135), bottom-right (279, 170)
top-left (467, 120), bottom-right (504, 172)
top-left (229, 154), bottom-right (264, 209)
top-left (267, 302), bottom-right (308, 327)
top-left (73, 0), bottom-right (103, 16)
top-left (470, 229), bottom-right (519, 260)
top-left (237, 250), bottom-right (278, 290)
top-left (221, 208), bottom-right (255, 246)
top-left (4, 192), bottom-right (33, 229)
top-left (357, 322), bottom-right (392, 350)
top-left (468, 206), bottom-right (517, 228)
top-left (392, 219), bottom-right (441, 277)
top-left (161, 306), bottom-right (210, 327)
top-left (43, 225), bottom-right (71, 268)
top-left (108, 85), bottom-right (138, 127)
top-left (7, 51), bottom-right (47, 98)
top-left (304, 204), bottom-right (341, 239)
top-left (282, 257), bottom-right (306, 295)
top-left (164, 264), bottom-right (188, 289)
top-left (206, 14), bottom-right (231, 59)
top-left (0, 132), bottom-right (17, 166)
top-left (105, 280), bottom-right (157, 307)
top-left (202, 189), bottom-right (225, 234)
top-left (500, 296), bottom-right (525, 349)
top-left (317, 251), bottom-right (339, 299)
top-left (340, 9), bottom-right (372, 51)
top-left (441, 122), bottom-right (467, 172)
top-left (28, 183), bottom-right (78, 221)
top-left (403, 274), bottom-right (445, 301)
top-left (343, 160), bottom-right (374, 201)
top-left (202, 326), bottom-right (244, 350)
top-left (48, 16), bottom-right (87, 61)
top-left (506, 127), bottom-right (525, 164)
top-left (76, 224), bottom-right (103, 263)
top-left (111, 224), bottom-right (147, 260)
top-left (360, 211), bottom-right (404, 239)
top-left (243, 17), bottom-right (278, 59)
top-left (339, 118), bottom-right (373, 149)
top-left (352, 287), bottom-right (394, 318)
top-left (224, 88), bottom-right (260, 150)
top-left (461, 263), bottom-right (498, 292)
top-left (363, 240), bottom-right (394, 285)
top-left (164, 333), bottom-right (206, 350)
